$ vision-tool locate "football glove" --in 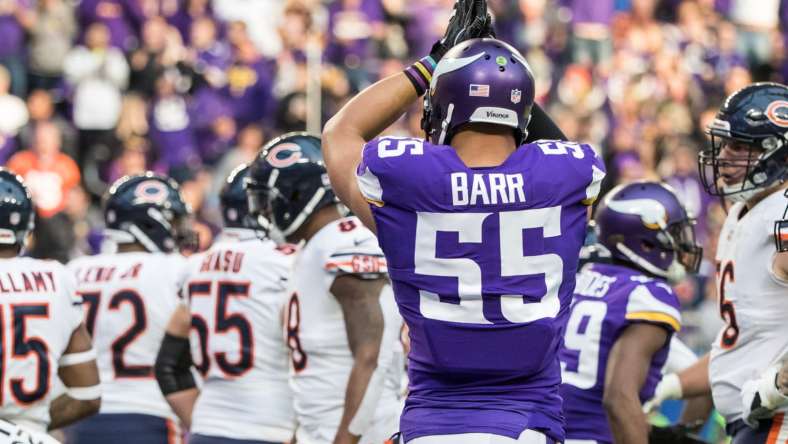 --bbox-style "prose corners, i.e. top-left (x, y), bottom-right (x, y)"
top-left (649, 424), bottom-right (706, 444)
top-left (643, 373), bottom-right (682, 413)
top-left (741, 362), bottom-right (788, 427)
top-left (430, 0), bottom-right (495, 62)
